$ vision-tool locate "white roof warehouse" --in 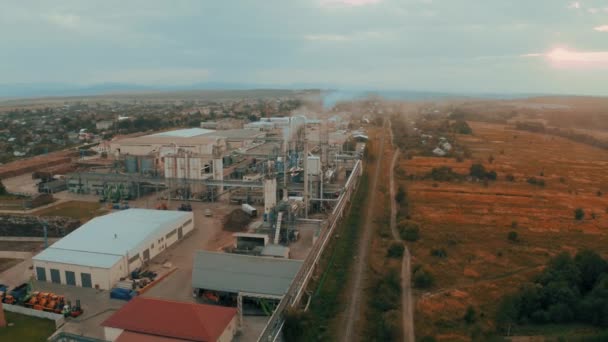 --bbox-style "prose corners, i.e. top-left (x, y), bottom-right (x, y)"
top-left (33, 209), bottom-right (193, 290)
